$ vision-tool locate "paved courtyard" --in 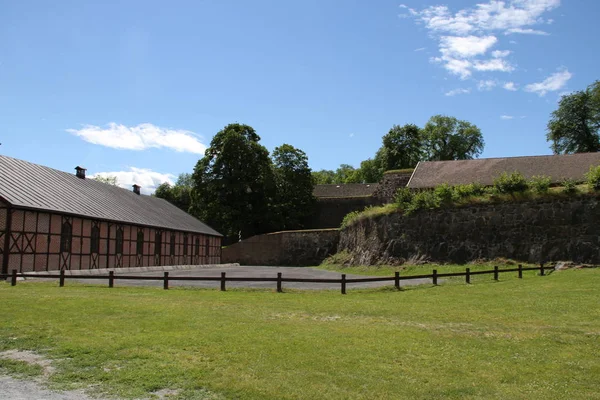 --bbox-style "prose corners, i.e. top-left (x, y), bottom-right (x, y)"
top-left (28, 265), bottom-right (434, 291)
